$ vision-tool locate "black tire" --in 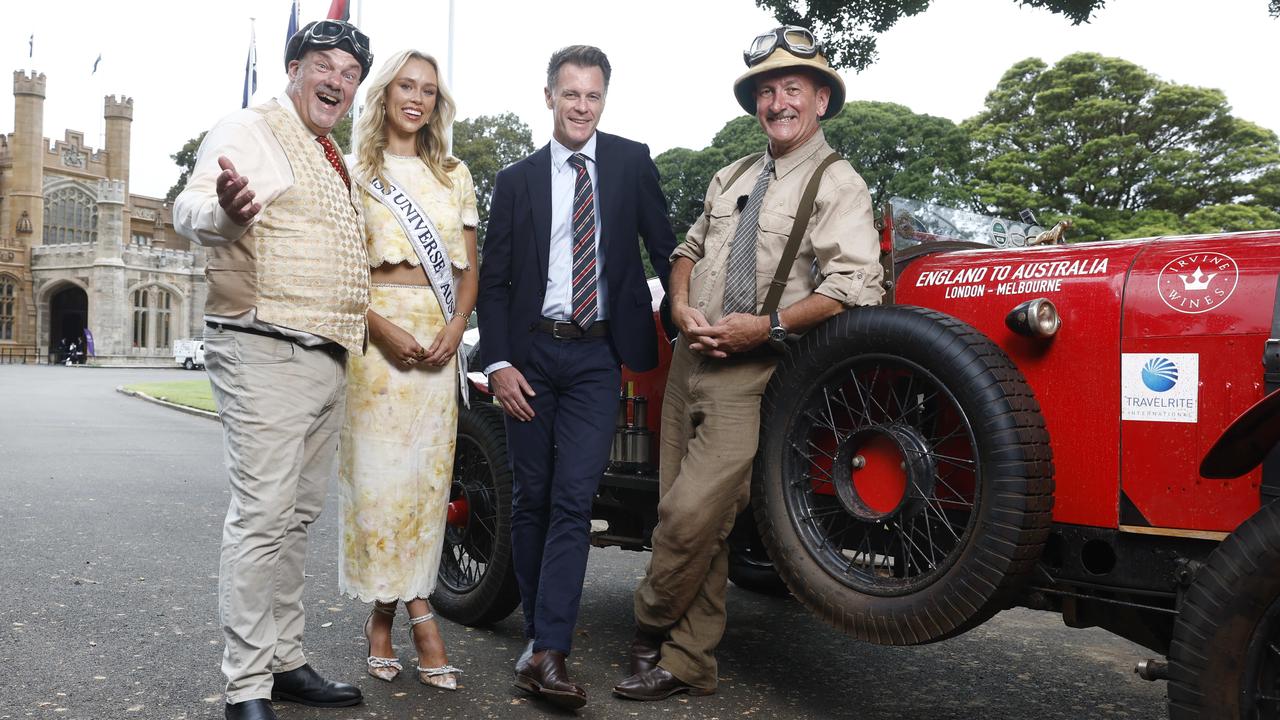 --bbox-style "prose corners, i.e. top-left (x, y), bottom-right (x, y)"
top-left (432, 402), bottom-right (521, 626)
top-left (183, 358), bottom-right (194, 370)
top-left (728, 510), bottom-right (789, 596)
top-left (753, 305), bottom-right (1053, 645)
top-left (1168, 501), bottom-right (1280, 719)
